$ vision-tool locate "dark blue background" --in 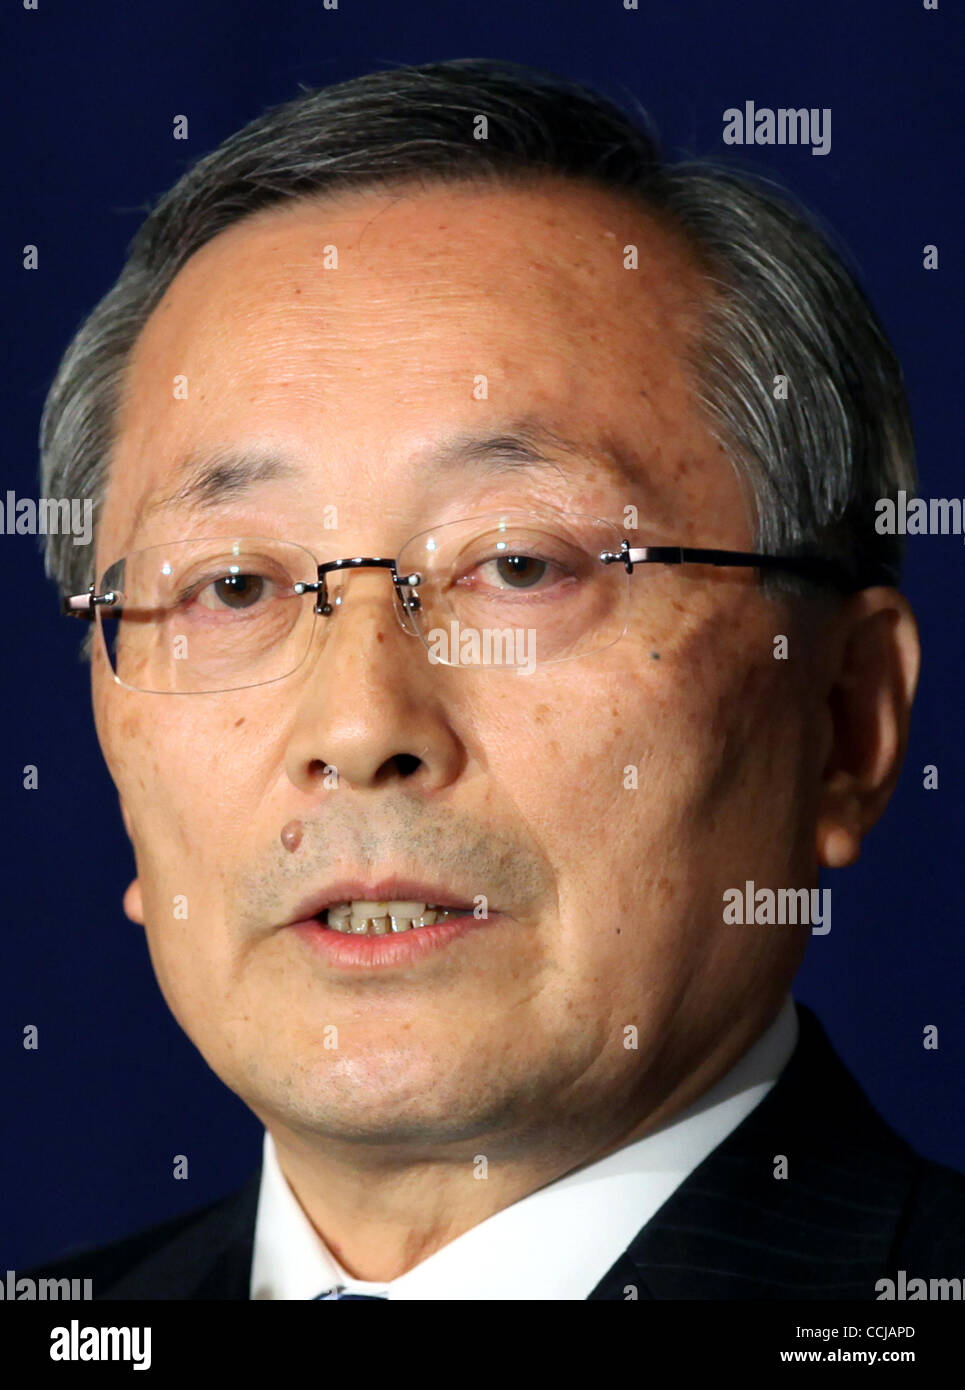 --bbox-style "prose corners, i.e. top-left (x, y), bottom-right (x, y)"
top-left (3, 0), bottom-right (962, 1268)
